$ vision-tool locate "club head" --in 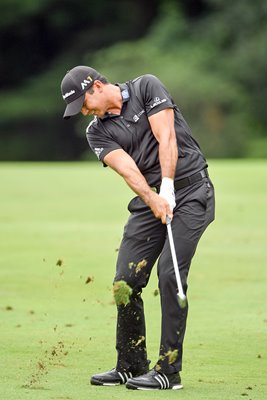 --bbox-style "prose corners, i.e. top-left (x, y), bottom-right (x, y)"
top-left (178, 293), bottom-right (187, 309)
